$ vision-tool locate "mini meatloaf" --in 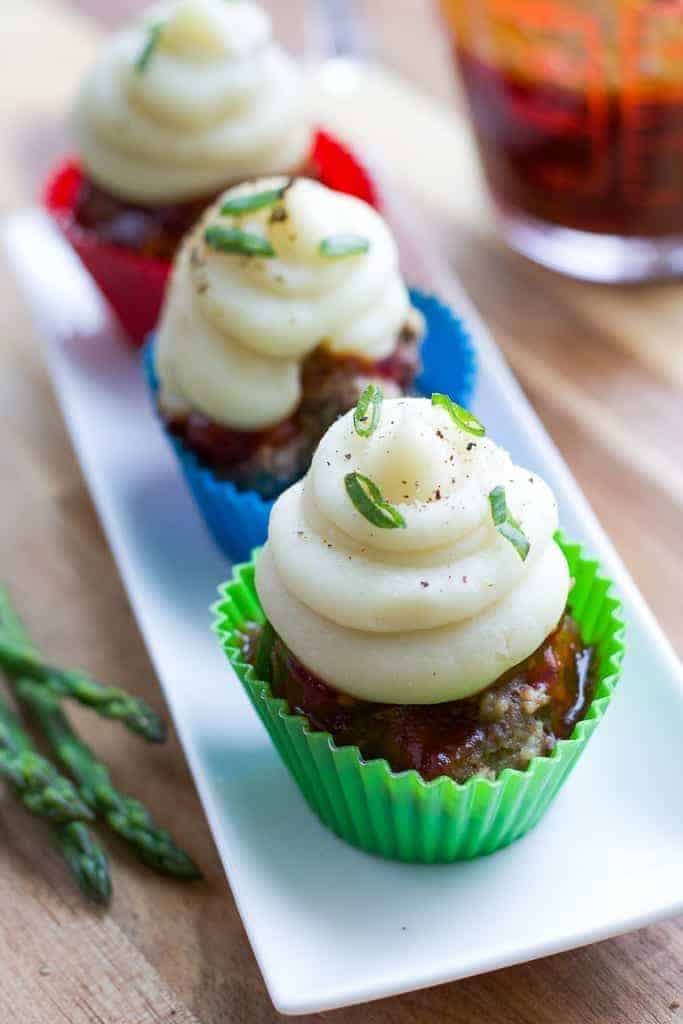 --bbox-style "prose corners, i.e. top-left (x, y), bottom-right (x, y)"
top-left (160, 319), bottom-right (422, 498)
top-left (243, 613), bottom-right (593, 784)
